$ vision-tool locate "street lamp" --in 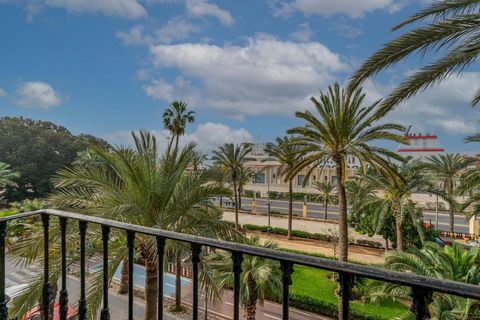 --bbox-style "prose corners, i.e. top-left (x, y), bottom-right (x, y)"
top-left (434, 182), bottom-right (443, 230)
top-left (267, 199), bottom-right (272, 231)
